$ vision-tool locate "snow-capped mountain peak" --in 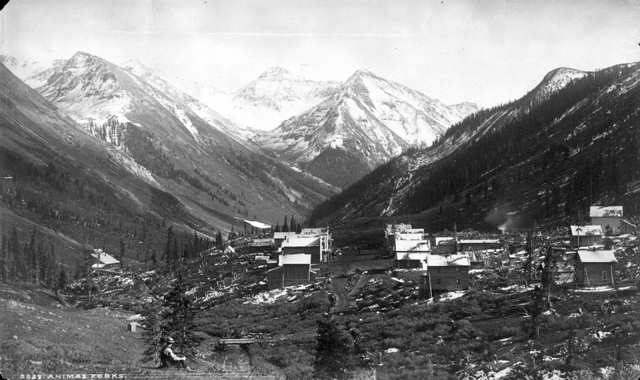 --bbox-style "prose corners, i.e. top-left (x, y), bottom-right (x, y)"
top-left (254, 69), bottom-right (478, 187)
top-left (530, 67), bottom-right (587, 103)
top-left (257, 66), bottom-right (293, 80)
